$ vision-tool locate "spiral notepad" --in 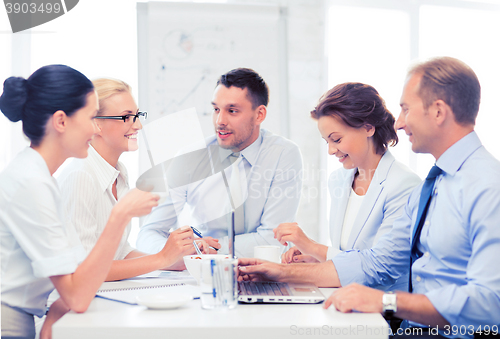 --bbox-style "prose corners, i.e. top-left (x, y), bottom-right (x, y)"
top-left (96, 279), bottom-right (201, 305)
